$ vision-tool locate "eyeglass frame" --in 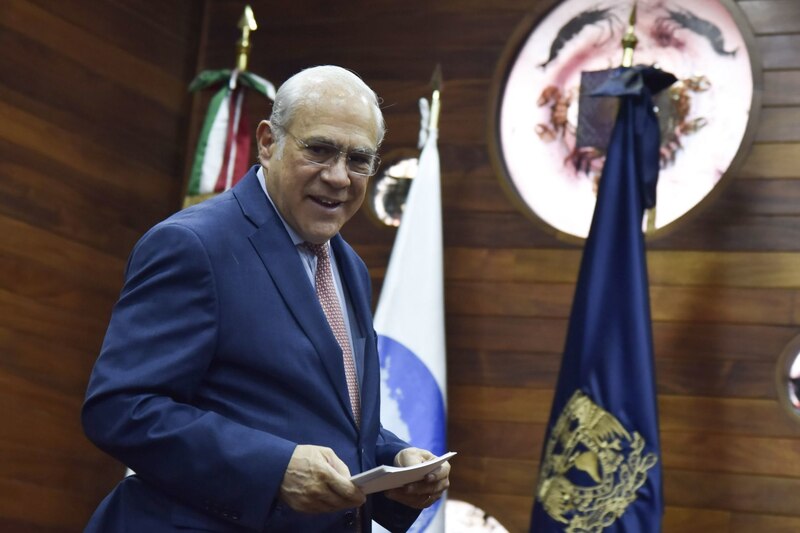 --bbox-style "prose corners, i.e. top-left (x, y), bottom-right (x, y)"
top-left (282, 129), bottom-right (382, 178)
